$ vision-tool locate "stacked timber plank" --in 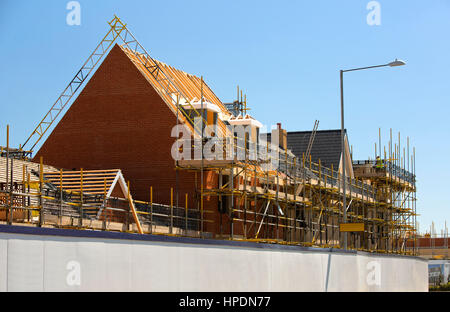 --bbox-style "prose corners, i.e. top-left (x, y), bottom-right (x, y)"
top-left (0, 156), bottom-right (59, 183)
